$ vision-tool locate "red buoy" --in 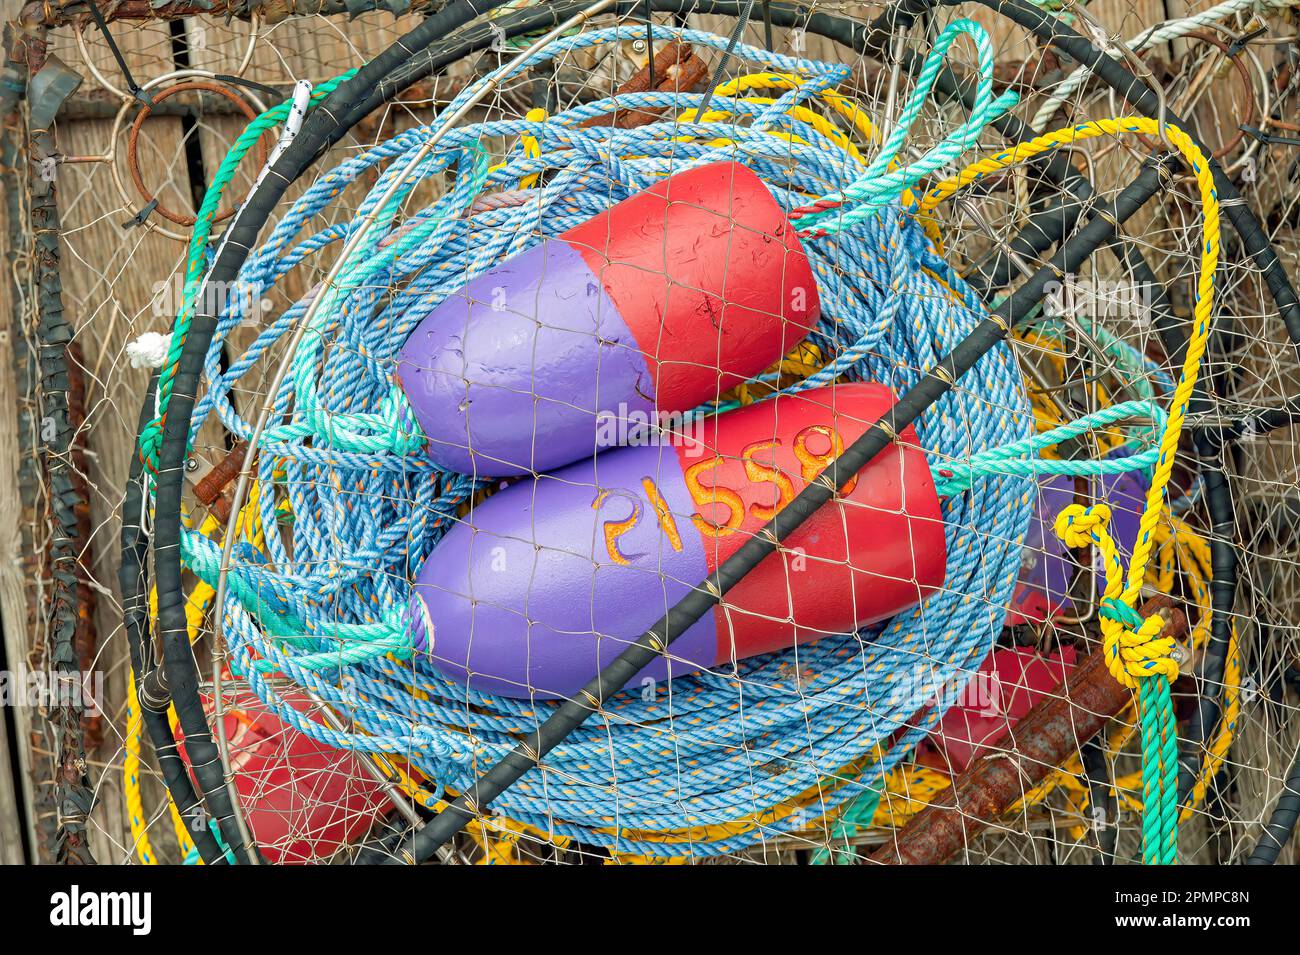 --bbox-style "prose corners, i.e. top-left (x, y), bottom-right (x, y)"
top-left (179, 691), bottom-right (389, 863)
top-left (917, 647), bottom-right (1078, 773)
